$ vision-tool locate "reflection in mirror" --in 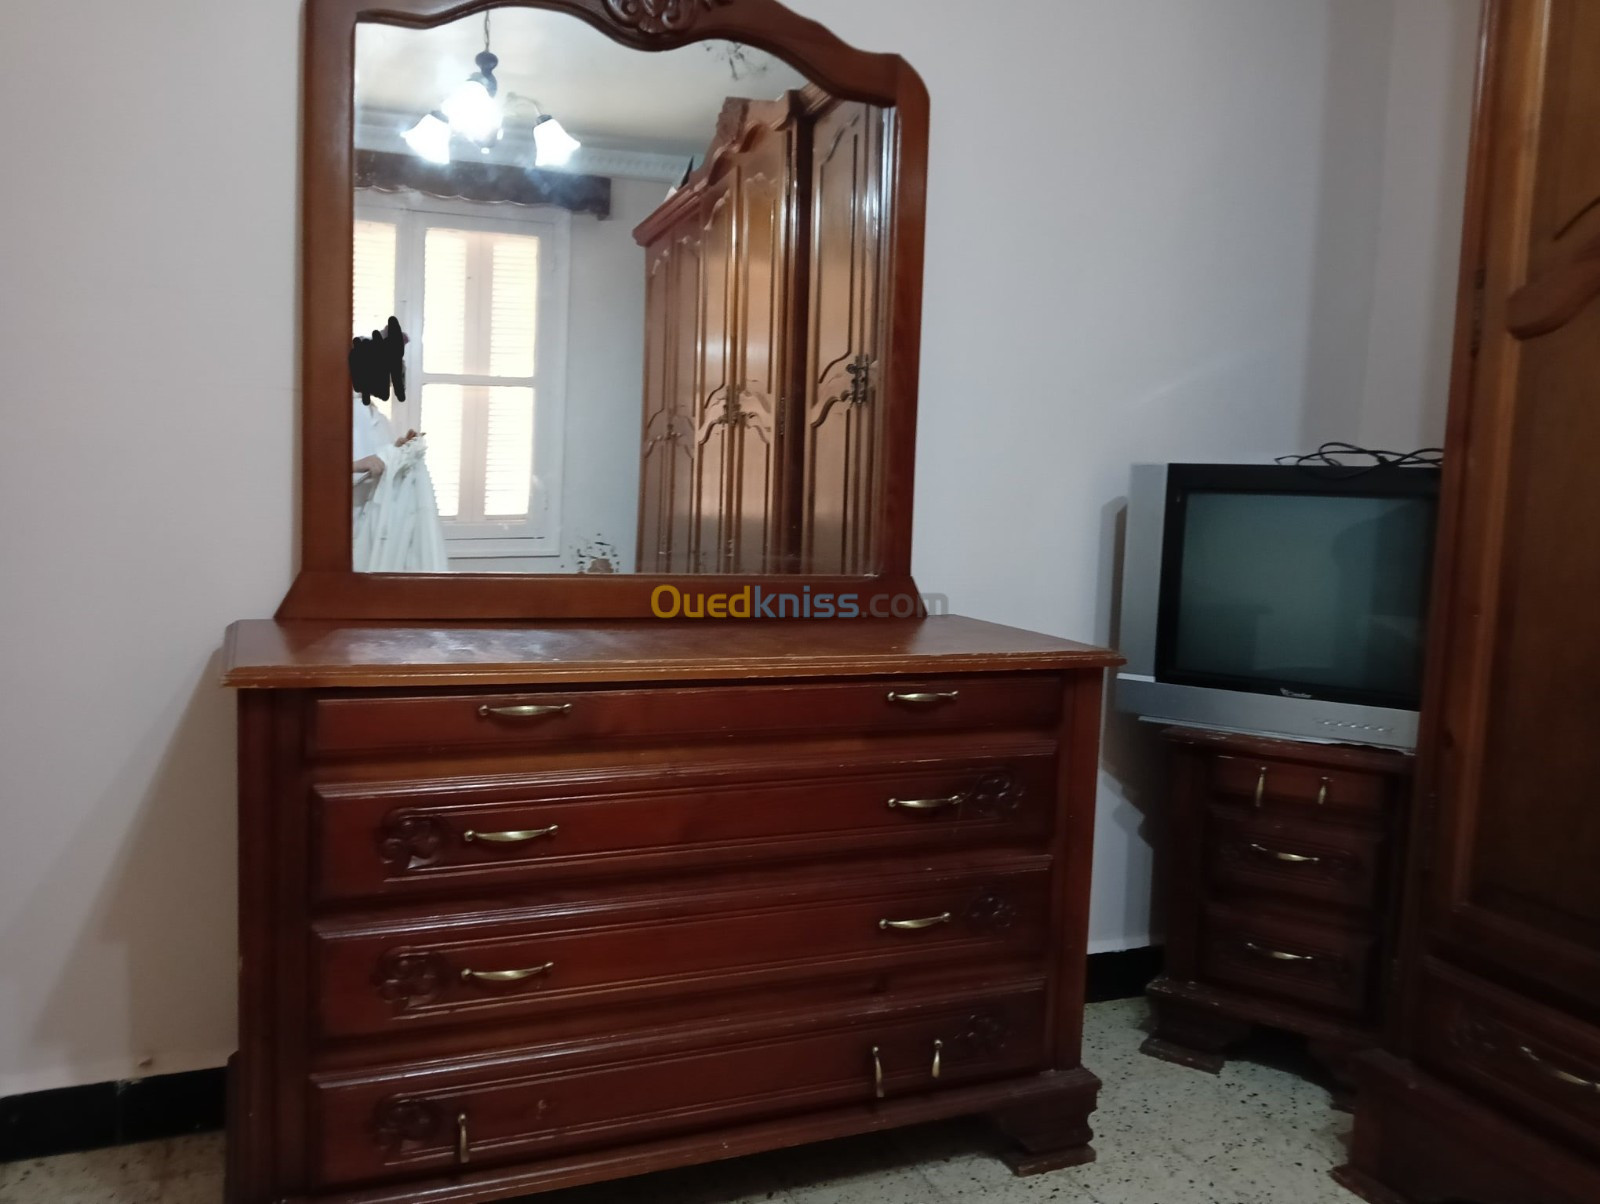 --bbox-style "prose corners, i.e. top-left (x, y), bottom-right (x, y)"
top-left (351, 6), bottom-right (891, 575)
